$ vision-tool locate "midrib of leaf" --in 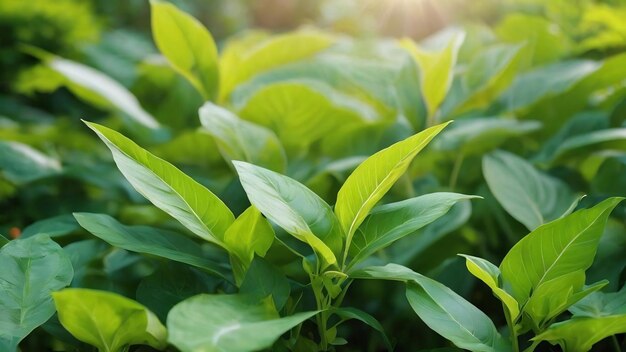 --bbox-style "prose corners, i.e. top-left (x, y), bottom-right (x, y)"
top-left (533, 218), bottom-right (597, 294)
top-left (342, 138), bottom-right (431, 267)
top-left (76, 298), bottom-right (113, 352)
top-left (19, 257), bottom-right (32, 326)
top-left (101, 133), bottom-right (223, 246)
